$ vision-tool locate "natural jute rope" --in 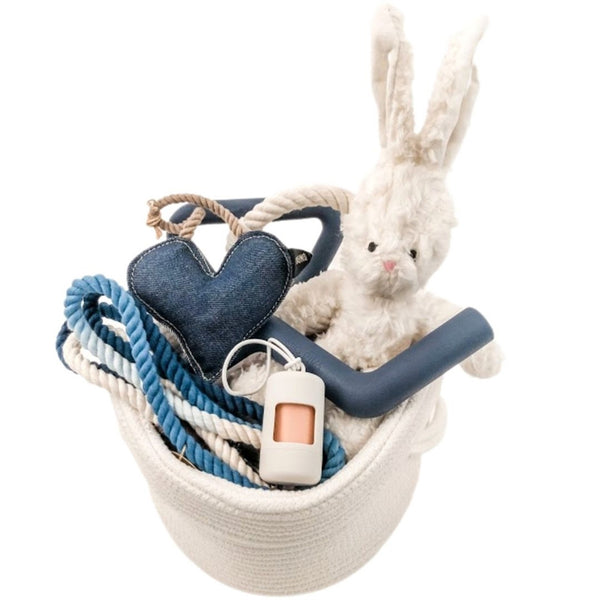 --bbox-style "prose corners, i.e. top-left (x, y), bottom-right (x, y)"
top-left (146, 194), bottom-right (250, 239)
